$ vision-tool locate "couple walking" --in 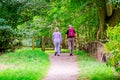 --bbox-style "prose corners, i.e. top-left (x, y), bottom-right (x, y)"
top-left (52, 25), bottom-right (76, 56)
